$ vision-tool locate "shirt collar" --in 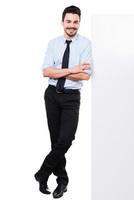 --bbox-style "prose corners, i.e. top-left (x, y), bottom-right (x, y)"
top-left (62, 34), bottom-right (79, 44)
